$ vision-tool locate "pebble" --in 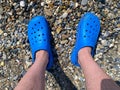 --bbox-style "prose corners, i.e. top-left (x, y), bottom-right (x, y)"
top-left (108, 13), bottom-right (115, 19)
top-left (101, 40), bottom-right (109, 46)
top-left (44, 8), bottom-right (52, 16)
top-left (103, 31), bottom-right (110, 37)
top-left (0, 15), bottom-right (2, 19)
top-left (13, 75), bottom-right (18, 81)
top-left (0, 29), bottom-right (3, 35)
top-left (118, 44), bottom-right (120, 55)
top-left (0, 61), bottom-right (4, 66)
top-left (20, 70), bottom-right (26, 77)
top-left (41, 2), bottom-right (45, 6)
top-left (45, 0), bottom-right (52, 4)
top-left (4, 33), bottom-right (8, 36)
top-left (20, 1), bottom-right (25, 7)
top-left (0, 6), bottom-right (3, 15)
top-left (56, 26), bottom-right (62, 34)
top-left (5, 87), bottom-right (8, 90)
top-left (2, 53), bottom-right (7, 60)
top-left (61, 40), bottom-right (68, 44)
top-left (81, 0), bottom-right (88, 6)
top-left (25, 60), bottom-right (32, 69)
top-left (114, 28), bottom-right (120, 31)
top-left (60, 11), bottom-right (68, 18)
top-left (75, 2), bottom-right (79, 8)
